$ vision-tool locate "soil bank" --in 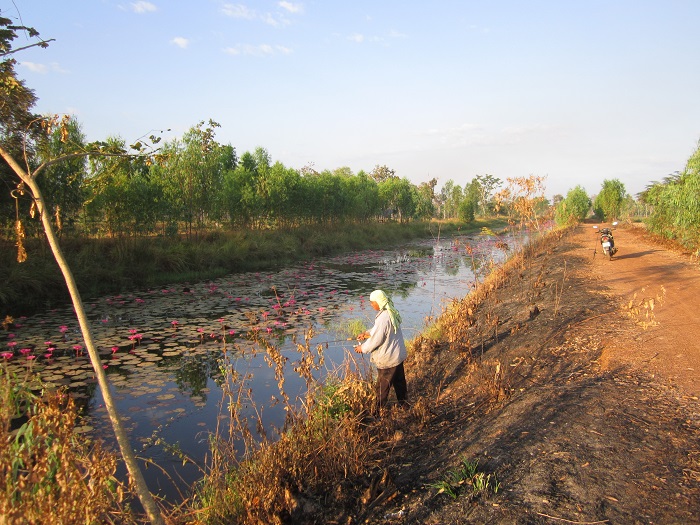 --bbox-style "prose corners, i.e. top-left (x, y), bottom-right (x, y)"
top-left (341, 223), bottom-right (700, 525)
